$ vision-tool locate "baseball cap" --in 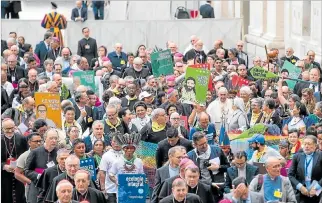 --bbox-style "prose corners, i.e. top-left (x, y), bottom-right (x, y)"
top-left (139, 91), bottom-right (152, 100)
top-left (248, 134), bottom-right (265, 144)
